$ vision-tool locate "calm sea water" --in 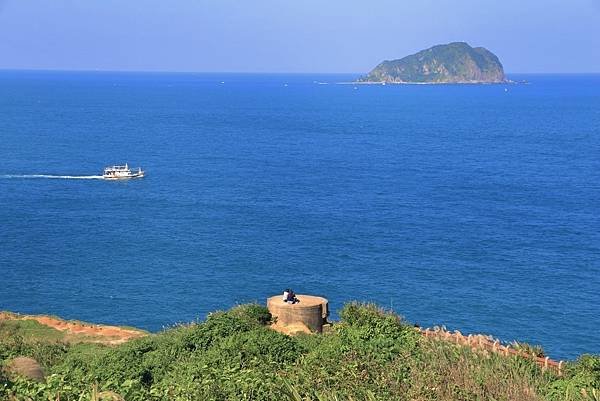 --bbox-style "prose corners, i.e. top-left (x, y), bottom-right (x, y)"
top-left (0, 71), bottom-right (598, 359)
